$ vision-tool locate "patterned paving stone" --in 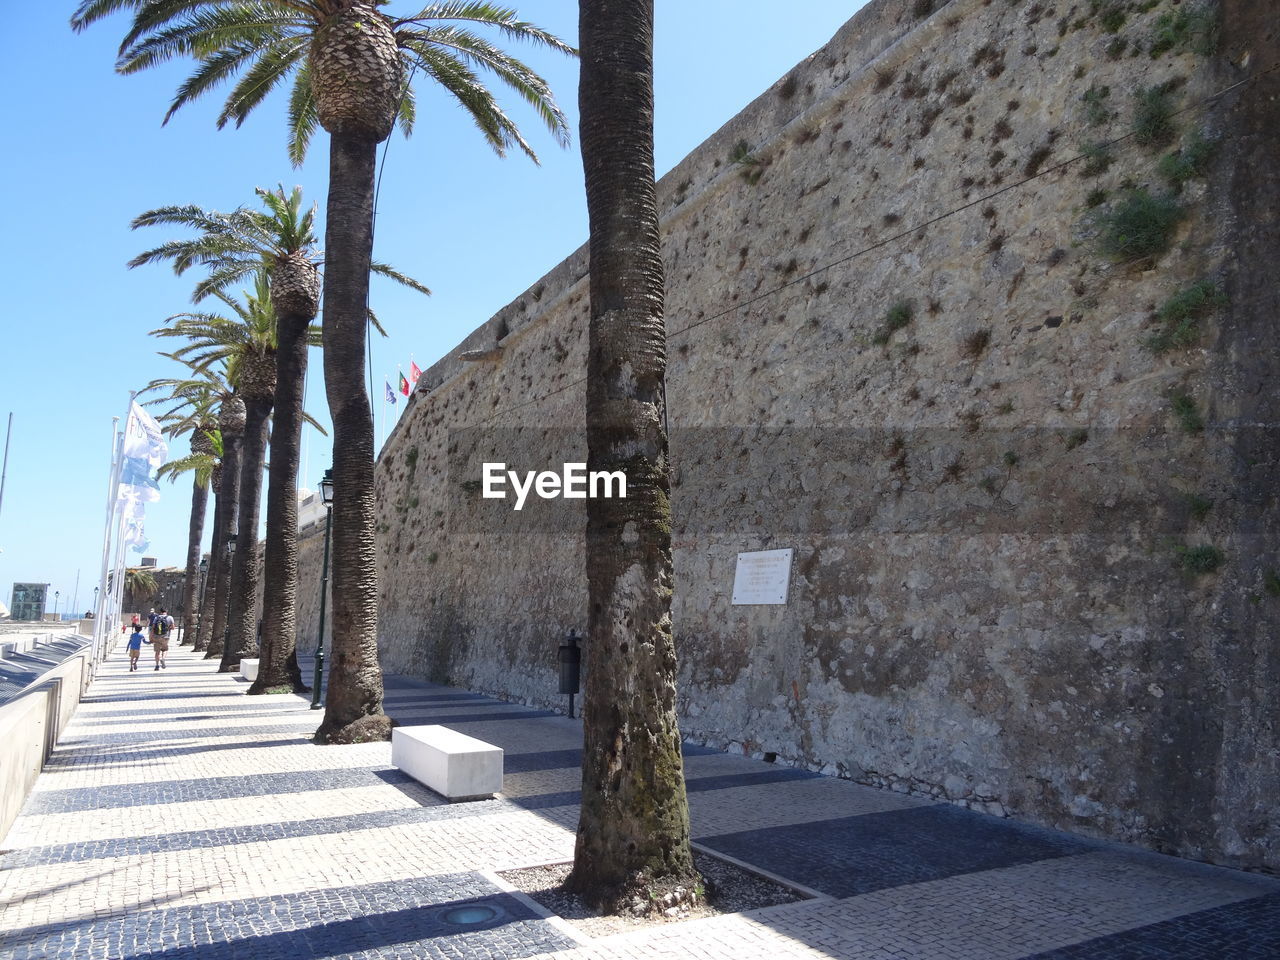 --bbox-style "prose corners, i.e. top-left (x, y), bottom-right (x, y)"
top-left (698, 802), bottom-right (1097, 897)
top-left (0, 797), bottom-right (518, 869)
top-left (1023, 892), bottom-right (1280, 959)
top-left (4, 644), bottom-right (1278, 960)
top-left (3, 873), bottom-right (575, 960)
top-left (22, 765), bottom-right (408, 814)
